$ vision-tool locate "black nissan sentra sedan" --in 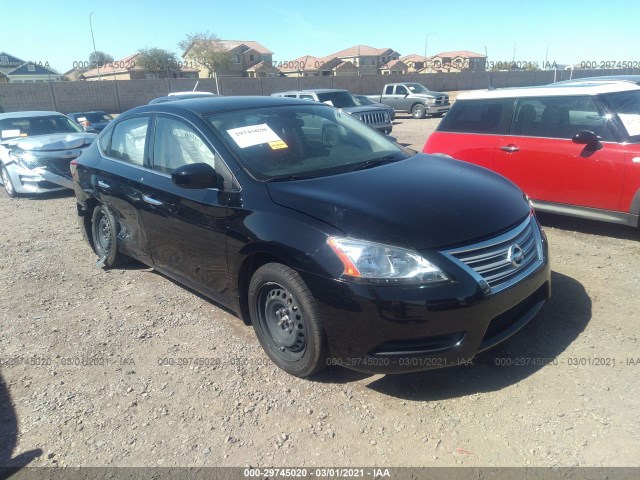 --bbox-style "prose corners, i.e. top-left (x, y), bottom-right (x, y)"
top-left (71, 96), bottom-right (551, 378)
